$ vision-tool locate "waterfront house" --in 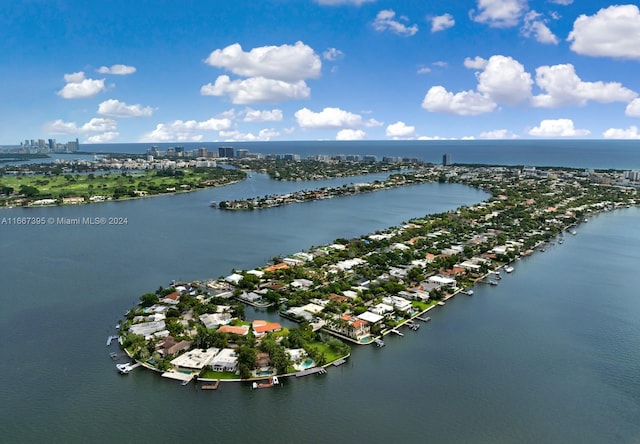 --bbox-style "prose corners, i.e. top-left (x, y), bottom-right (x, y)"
top-left (129, 320), bottom-right (166, 339)
top-left (210, 348), bottom-right (238, 373)
top-left (156, 336), bottom-right (192, 357)
top-left (161, 291), bottom-right (180, 304)
top-left (225, 273), bottom-right (243, 285)
top-left (170, 347), bottom-right (219, 373)
top-left (333, 315), bottom-right (370, 340)
top-left (382, 296), bottom-right (413, 312)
